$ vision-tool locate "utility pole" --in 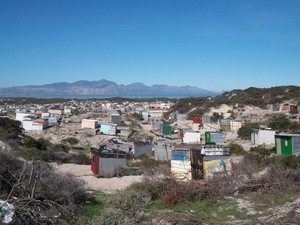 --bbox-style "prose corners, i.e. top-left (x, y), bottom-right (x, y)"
top-left (117, 145), bottom-right (120, 178)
